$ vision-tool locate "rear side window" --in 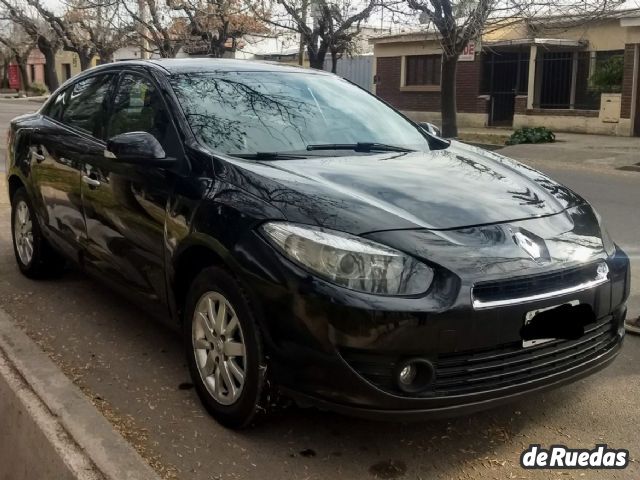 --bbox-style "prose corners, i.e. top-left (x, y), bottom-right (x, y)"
top-left (60, 74), bottom-right (114, 138)
top-left (45, 90), bottom-right (68, 121)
